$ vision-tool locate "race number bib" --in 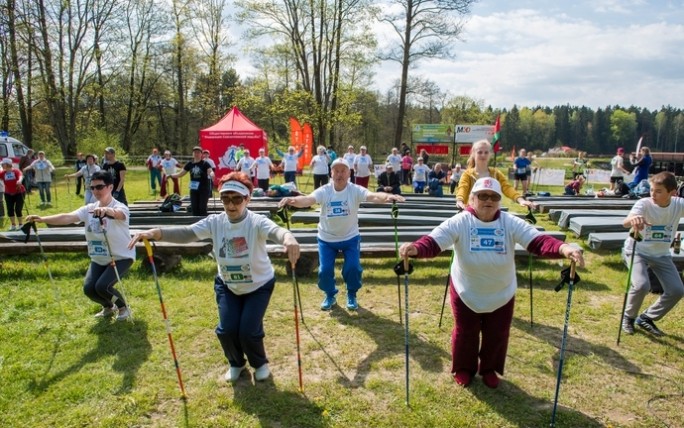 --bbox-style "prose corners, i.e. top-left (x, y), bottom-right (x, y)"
top-left (516, 168), bottom-right (527, 175)
top-left (5, 171), bottom-right (16, 180)
top-left (87, 240), bottom-right (109, 257)
top-left (326, 200), bottom-right (349, 218)
top-left (643, 225), bottom-right (673, 242)
top-left (189, 180), bottom-right (200, 190)
top-left (220, 264), bottom-right (253, 284)
top-left (469, 227), bottom-right (506, 253)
